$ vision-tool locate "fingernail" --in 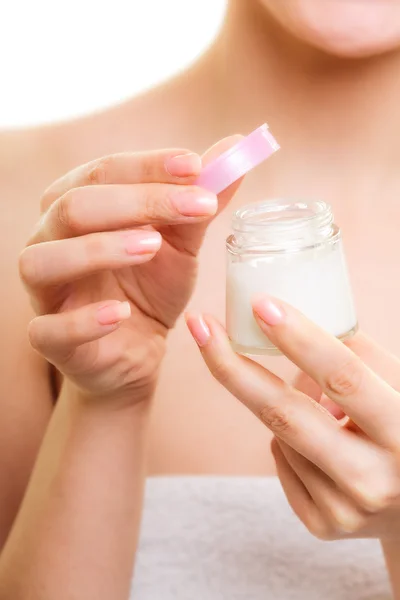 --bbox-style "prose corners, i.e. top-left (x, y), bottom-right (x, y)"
top-left (185, 314), bottom-right (211, 347)
top-left (165, 153), bottom-right (202, 178)
top-left (253, 296), bottom-right (284, 326)
top-left (97, 301), bottom-right (131, 326)
top-left (123, 231), bottom-right (162, 255)
top-left (172, 190), bottom-right (218, 217)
